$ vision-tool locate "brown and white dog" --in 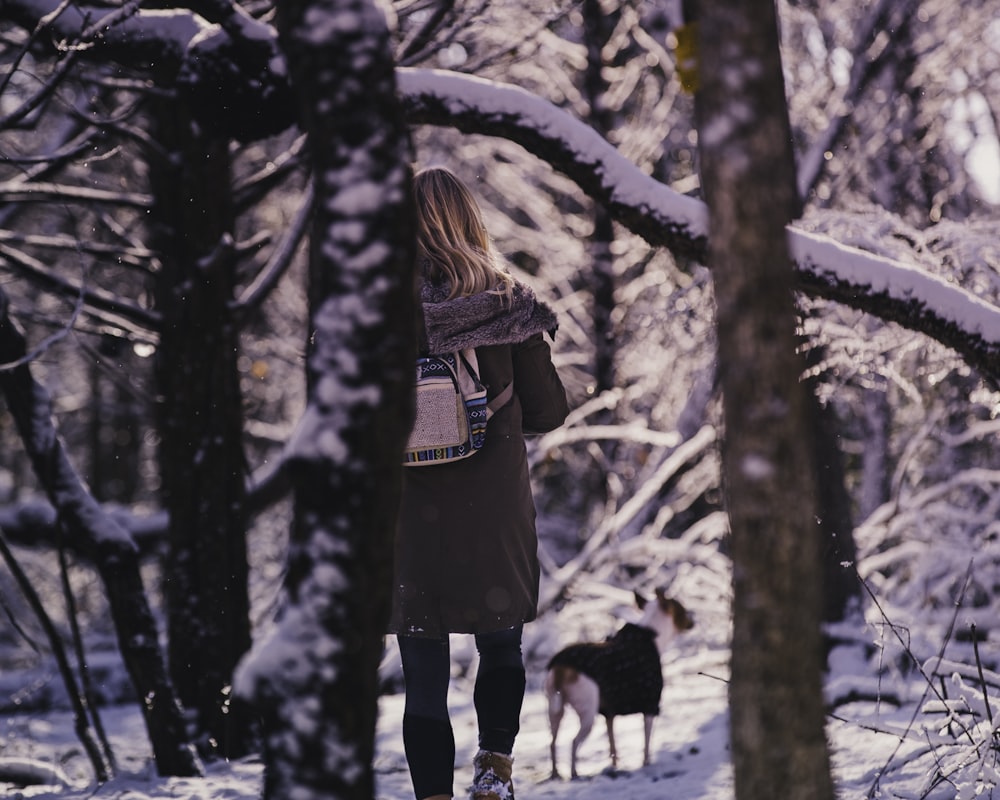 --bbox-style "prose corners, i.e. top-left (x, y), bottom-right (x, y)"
top-left (543, 589), bottom-right (694, 779)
